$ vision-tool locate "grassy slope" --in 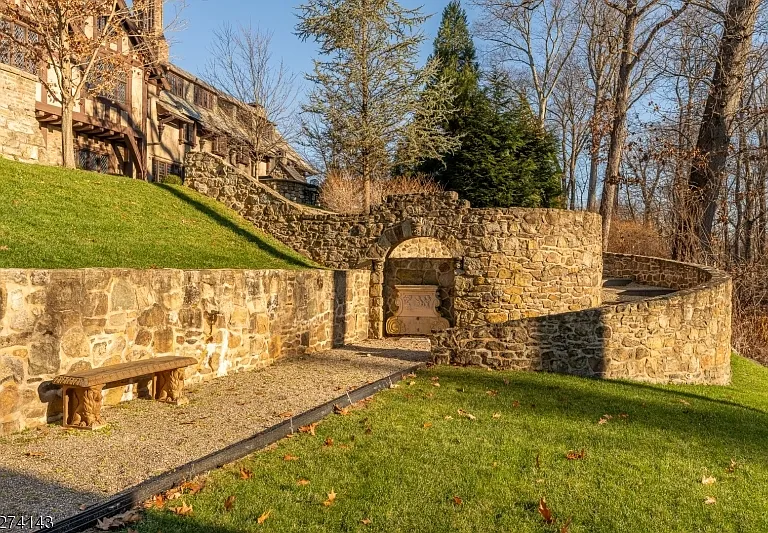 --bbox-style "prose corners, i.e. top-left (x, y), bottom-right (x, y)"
top-left (134, 356), bottom-right (768, 533)
top-left (0, 158), bottom-right (314, 269)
